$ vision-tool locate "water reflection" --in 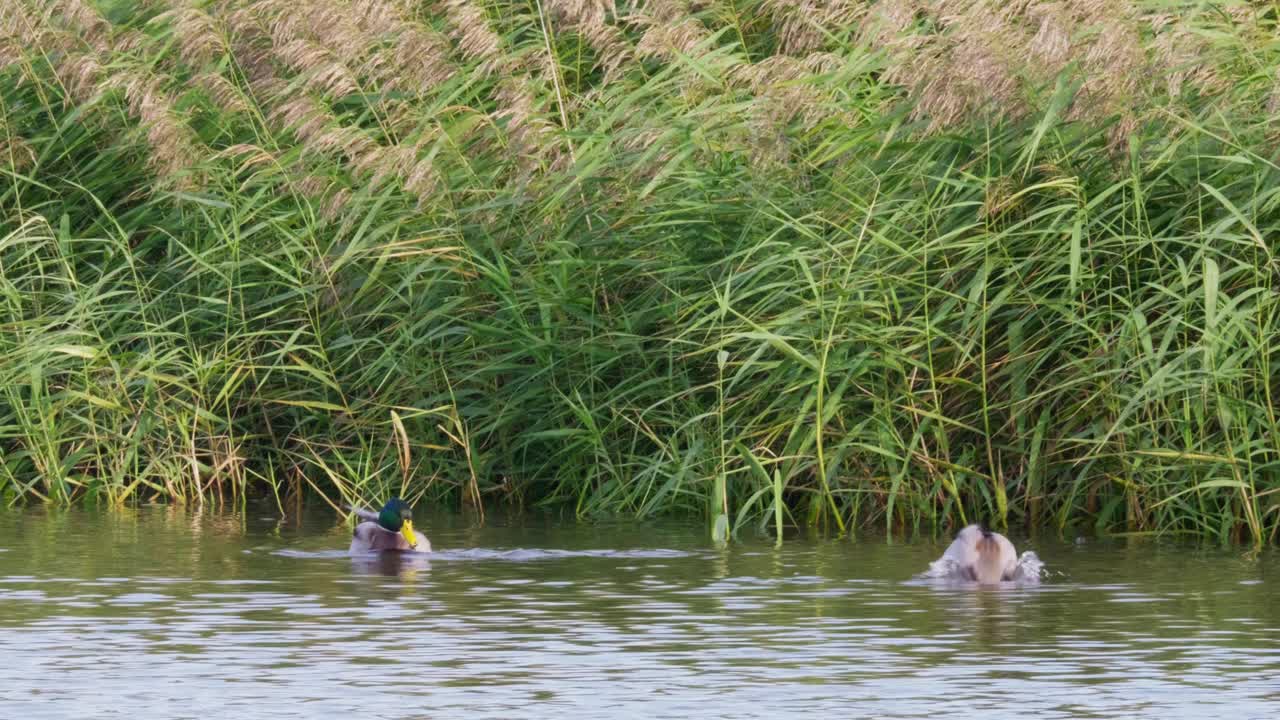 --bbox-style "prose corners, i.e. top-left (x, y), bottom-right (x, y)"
top-left (350, 551), bottom-right (432, 579)
top-left (0, 507), bottom-right (1276, 719)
